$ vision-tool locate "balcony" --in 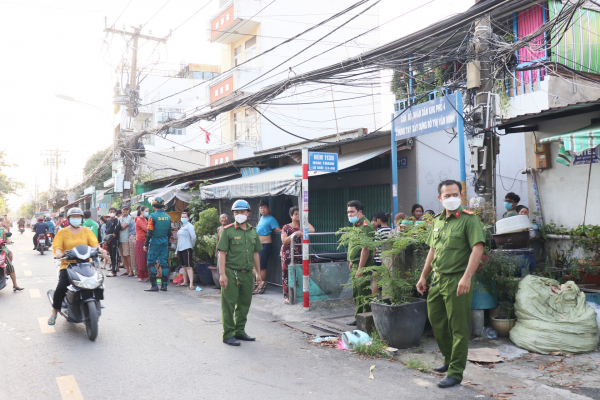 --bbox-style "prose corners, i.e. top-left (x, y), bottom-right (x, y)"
top-left (207, 0), bottom-right (261, 44)
top-left (207, 66), bottom-right (262, 107)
